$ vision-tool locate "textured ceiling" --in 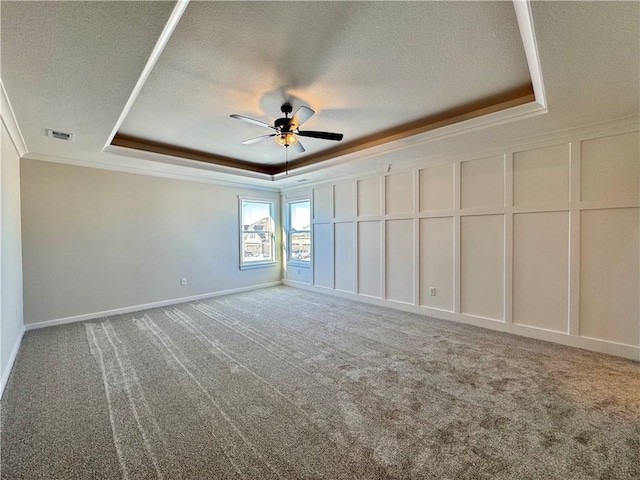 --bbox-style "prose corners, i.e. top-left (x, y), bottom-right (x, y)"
top-left (1, 1), bottom-right (176, 159)
top-left (116, 1), bottom-right (531, 170)
top-left (1, 1), bottom-right (638, 188)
